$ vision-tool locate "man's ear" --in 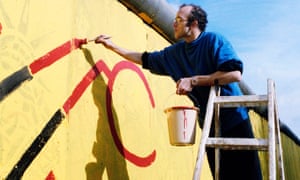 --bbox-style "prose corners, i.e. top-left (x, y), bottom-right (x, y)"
top-left (187, 19), bottom-right (197, 28)
top-left (191, 20), bottom-right (198, 28)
